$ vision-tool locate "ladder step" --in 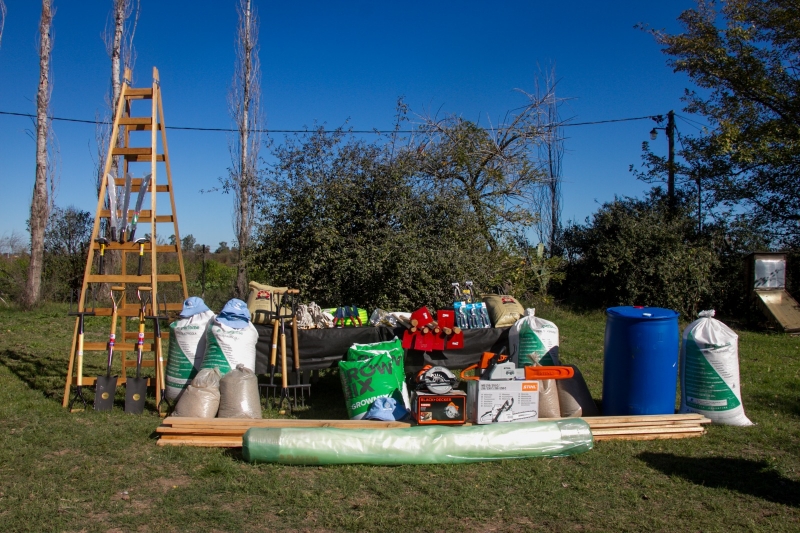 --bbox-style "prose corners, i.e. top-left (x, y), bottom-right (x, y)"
top-left (126, 123), bottom-right (162, 132)
top-left (98, 211), bottom-right (175, 224)
top-left (84, 342), bottom-right (156, 352)
top-left (72, 377), bottom-right (157, 386)
top-left (118, 117), bottom-right (161, 132)
top-left (123, 360), bottom-right (157, 368)
top-left (125, 154), bottom-right (166, 162)
top-left (124, 87), bottom-right (154, 99)
top-left (93, 242), bottom-right (180, 255)
top-left (112, 179), bottom-right (169, 193)
top-left (86, 274), bottom-right (183, 283)
top-left (118, 117), bottom-right (152, 126)
top-left (112, 147), bottom-right (152, 156)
